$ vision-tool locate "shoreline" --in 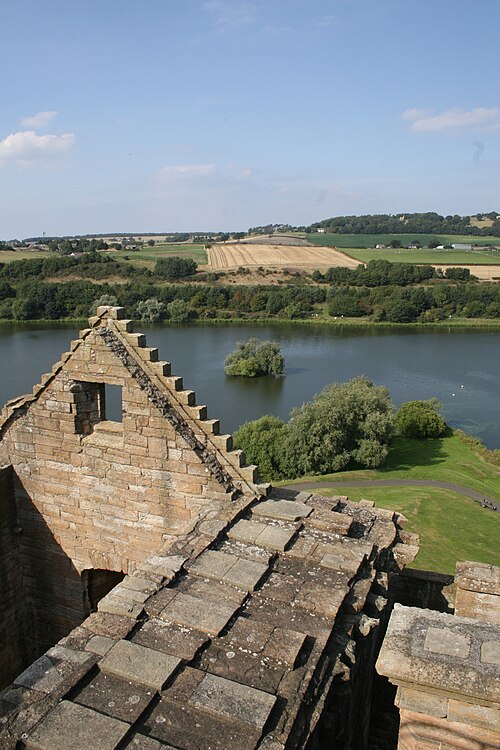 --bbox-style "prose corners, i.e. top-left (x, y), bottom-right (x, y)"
top-left (1, 316), bottom-right (500, 330)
